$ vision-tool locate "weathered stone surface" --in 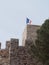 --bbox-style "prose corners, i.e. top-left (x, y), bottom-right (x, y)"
top-left (22, 25), bottom-right (40, 46)
top-left (0, 49), bottom-right (10, 65)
